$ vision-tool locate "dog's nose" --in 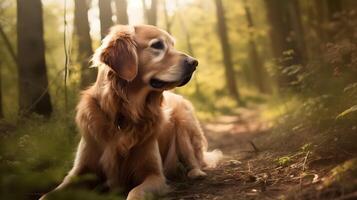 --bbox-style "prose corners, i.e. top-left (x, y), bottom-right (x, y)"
top-left (184, 57), bottom-right (199, 71)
